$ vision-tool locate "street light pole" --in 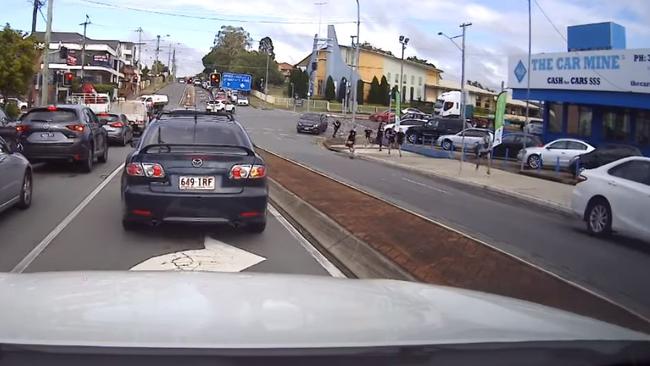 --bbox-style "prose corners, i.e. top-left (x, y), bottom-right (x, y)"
top-left (350, 0), bottom-right (360, 128)
top-left (398, 35), bottom-right (410, 123)
top-left (264, 52), bottom-right (269, 95)
top-left (520, 0), bottom-right (532, 171)
top-left (40, 0), bottom-right (54, 105)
